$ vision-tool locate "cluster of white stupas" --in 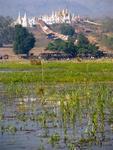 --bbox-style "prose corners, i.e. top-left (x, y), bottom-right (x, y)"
top-left (14, 9), bottom-right (82, 27)
top-left (40, 9), bottom-right (82, 25)
top-left (14, 12), bottom-right (37, 27)
top-left (40, 9), bottom-right (73, 24)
